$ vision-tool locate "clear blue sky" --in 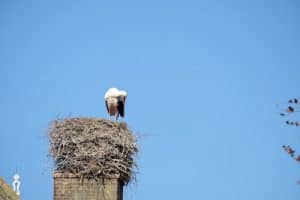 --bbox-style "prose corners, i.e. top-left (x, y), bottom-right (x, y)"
top-left (1, 0), bottom-right (300, 199)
